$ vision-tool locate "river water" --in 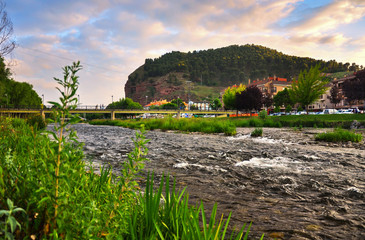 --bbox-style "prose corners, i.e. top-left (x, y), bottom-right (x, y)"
top-left (71, 124), bottom-right (365, 240)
